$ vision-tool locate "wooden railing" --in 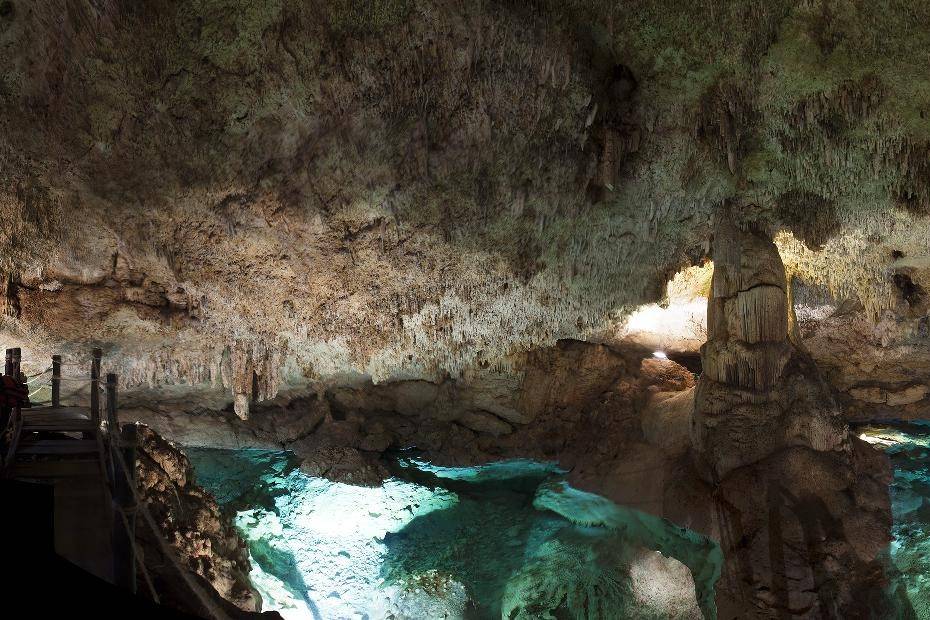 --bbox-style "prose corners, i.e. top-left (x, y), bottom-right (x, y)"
top-left (0, 347), bottom-right (230, 619)
top-left (0, 347), bottom-right (24, 473)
